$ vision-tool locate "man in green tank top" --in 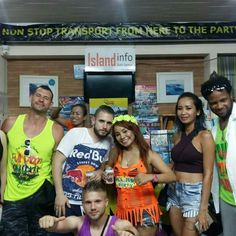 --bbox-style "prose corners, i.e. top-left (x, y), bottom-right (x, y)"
top-left (1, 85), bottom-right (64, 236)
top-left (201, 72), bottom-right (236, 236)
